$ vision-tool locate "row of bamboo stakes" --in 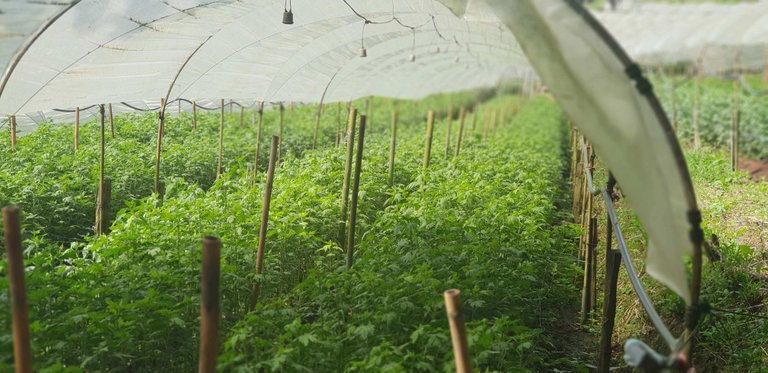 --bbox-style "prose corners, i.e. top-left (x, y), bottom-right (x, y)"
top-left (570, 127), bottom-right (623, 373)
top-left (1, 106), bottom-right (481, 373)
top-left (2, 97), bottom-right (520, 371)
